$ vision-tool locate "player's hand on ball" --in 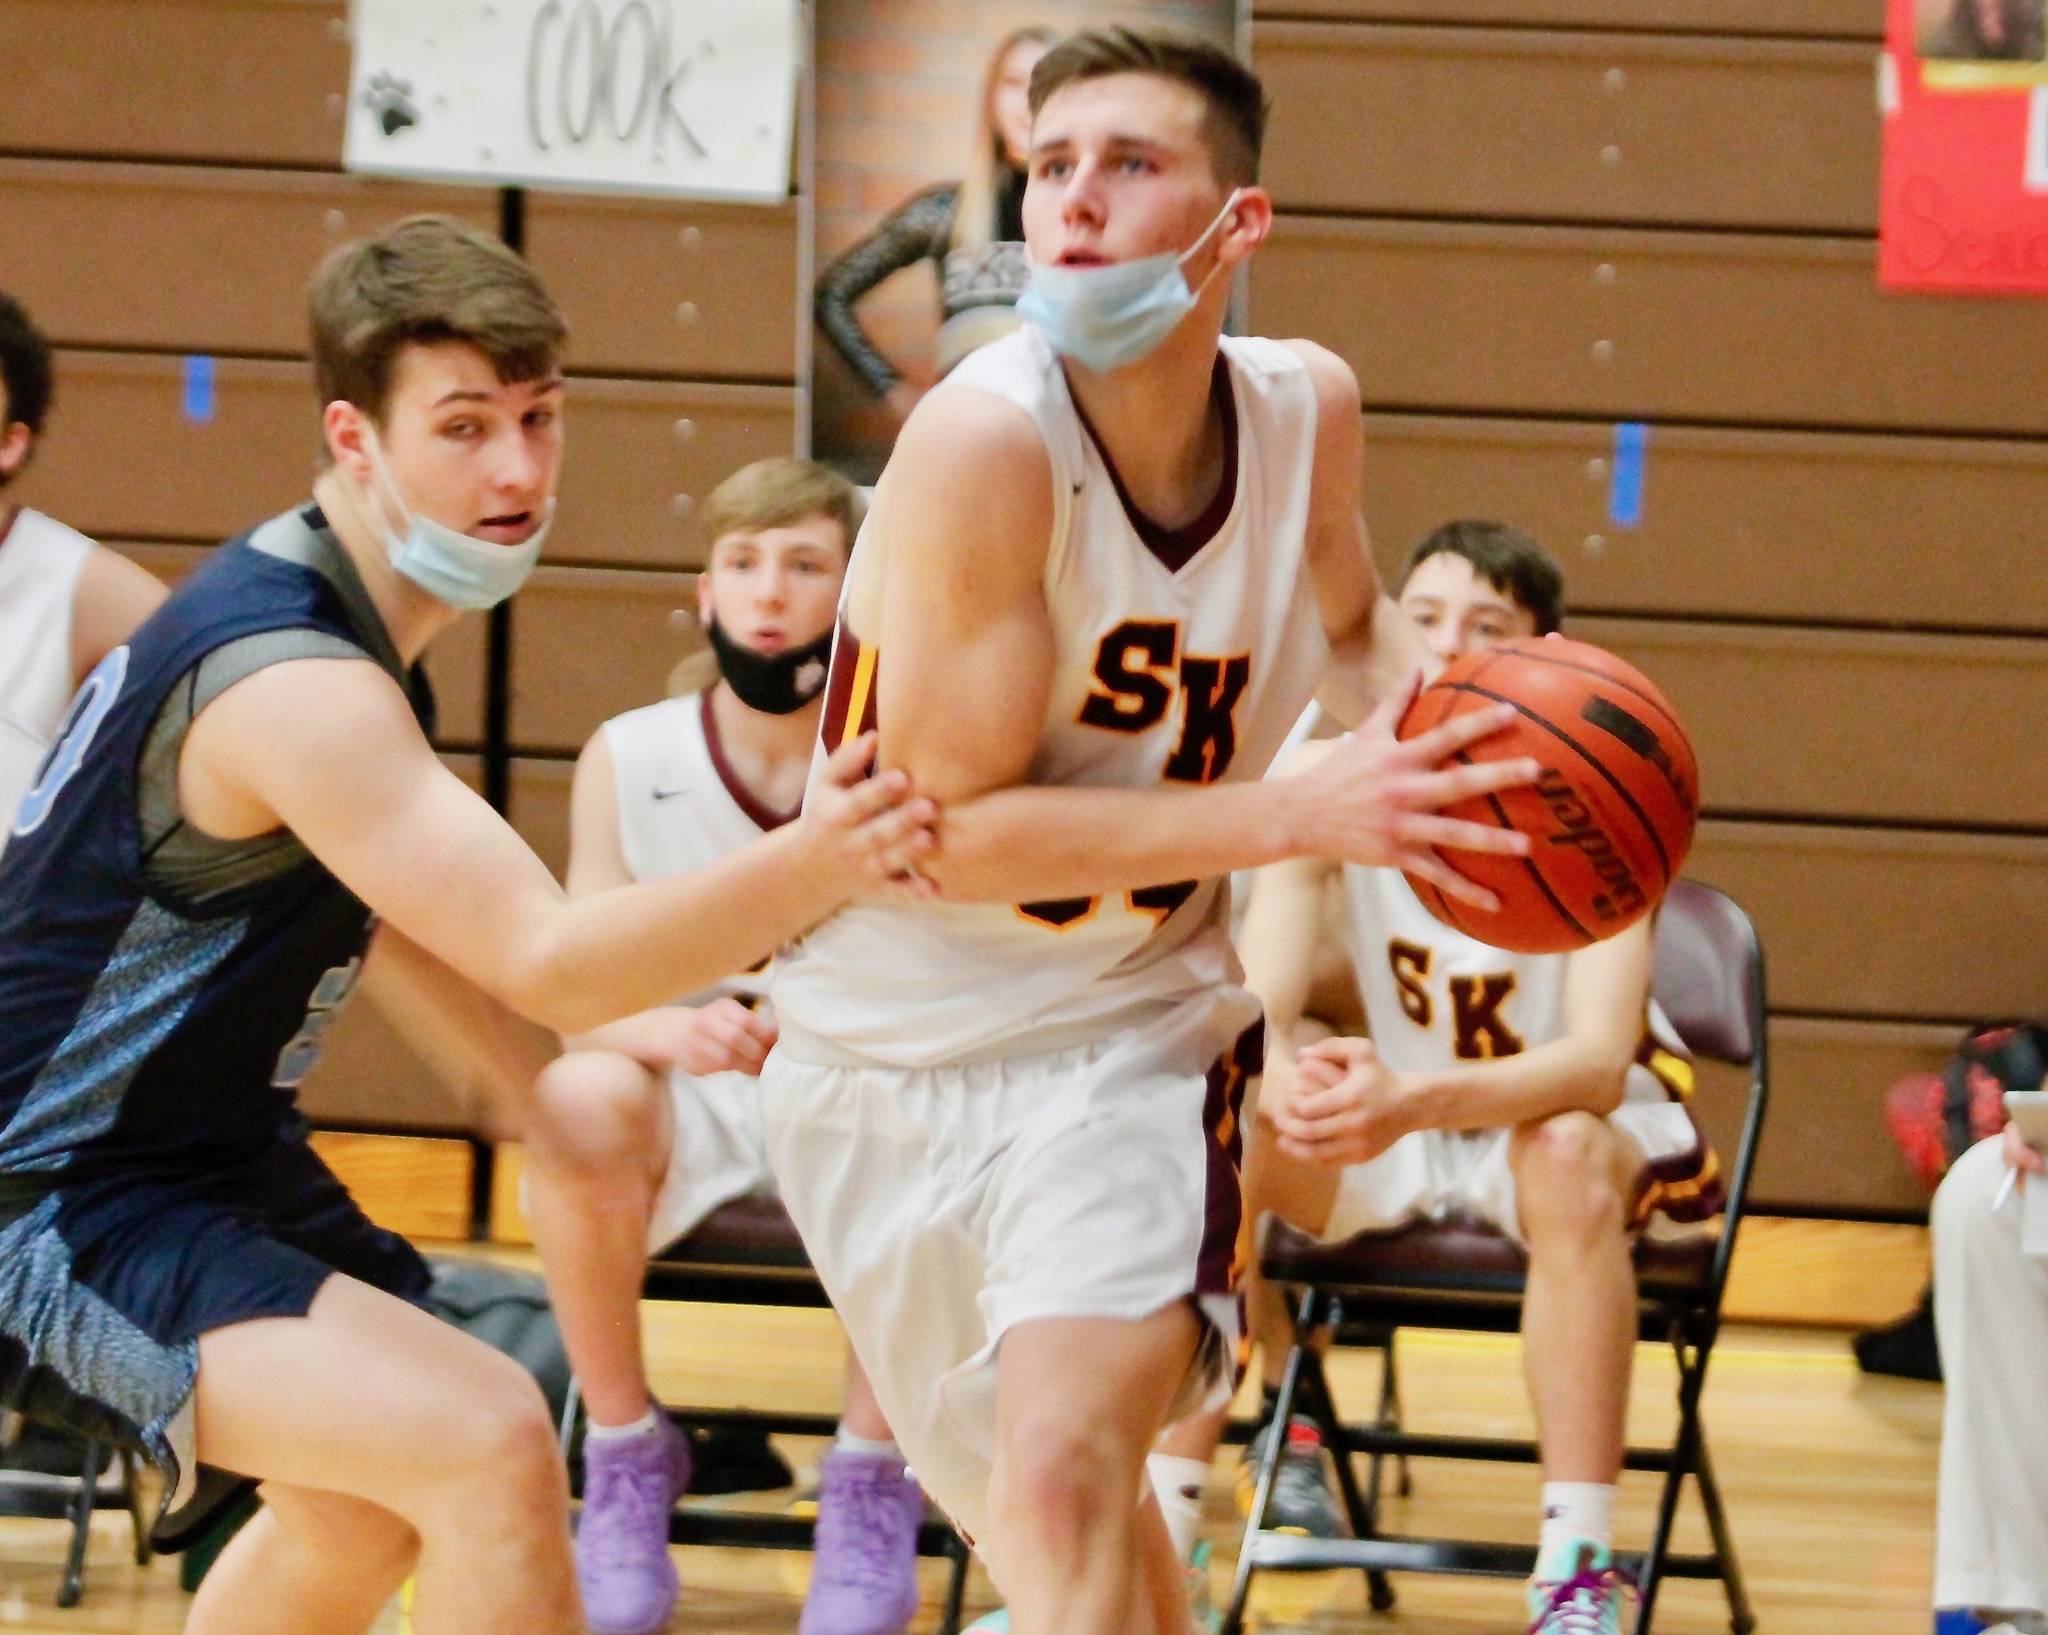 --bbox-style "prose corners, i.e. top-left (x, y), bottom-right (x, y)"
top-left (806, 731), bottom-right (939, 898)
top-left (1294, 670), bottom-right (1538, 911)
top-left (1269, 1036), bottom-right (1412, 1167)
top-left (657, 998), bottom-right (778, 1078)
